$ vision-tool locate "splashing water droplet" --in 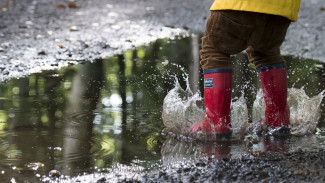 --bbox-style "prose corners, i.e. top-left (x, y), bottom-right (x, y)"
top-left (163, 72), bottom-right (325, 140)
top-left (253, 88), bottom-right (325, 136)
top-left (231, 94), bottom-right (249, 138)
top-left (162, 77), bottom-right (204, 136)
top-left (162, 76), bottom-right (249, 140)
